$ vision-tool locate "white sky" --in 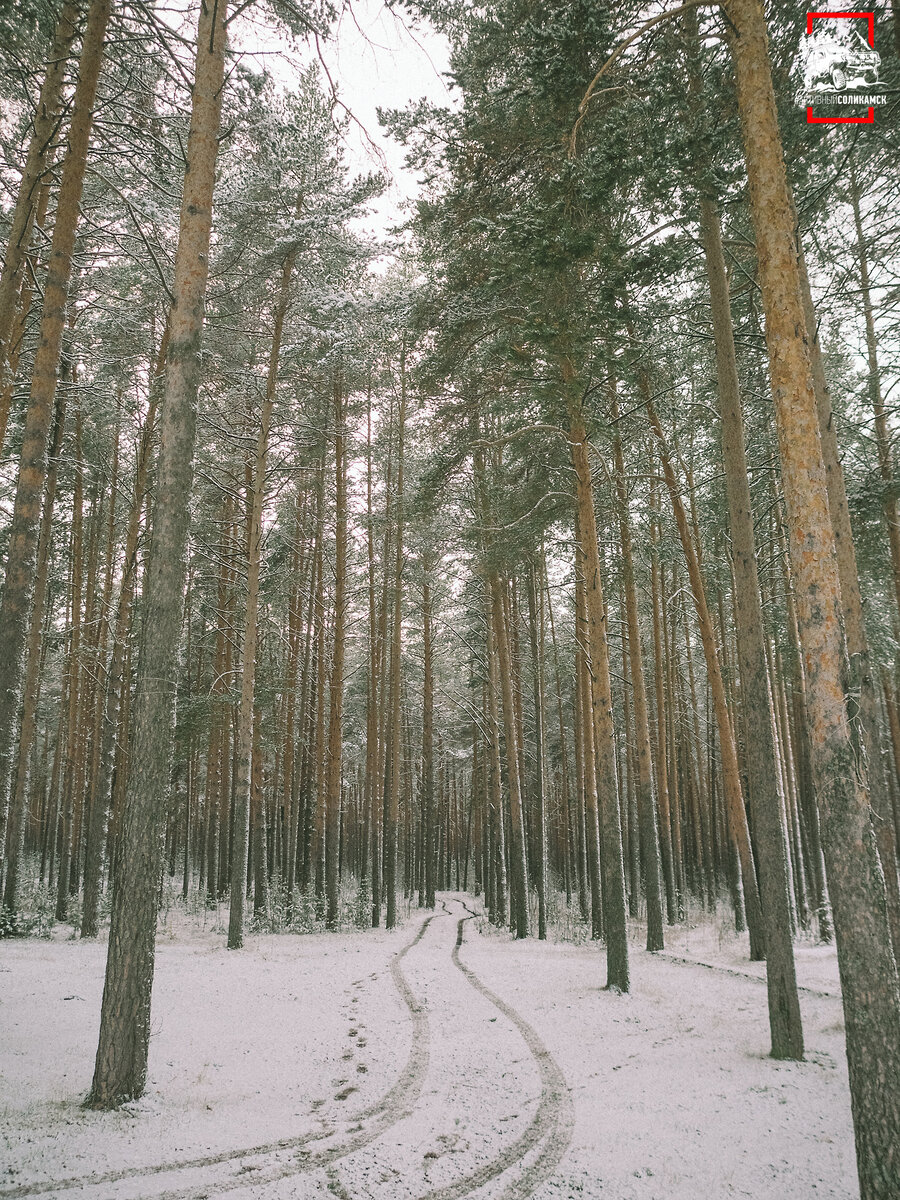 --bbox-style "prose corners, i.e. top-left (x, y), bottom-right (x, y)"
top-left (327, 3), bottom-right (452, 195)
top-left (236, 0), bottom-right (454, 236)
